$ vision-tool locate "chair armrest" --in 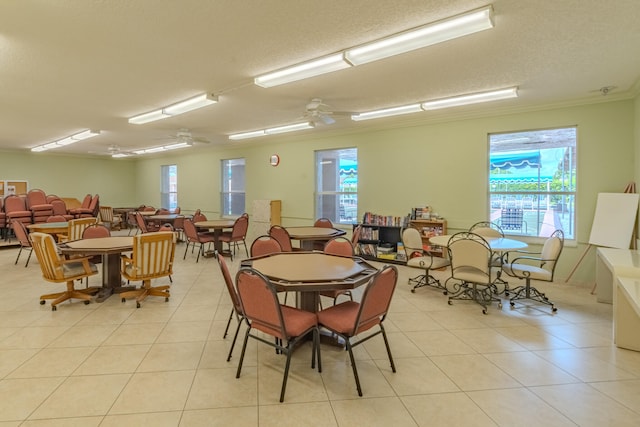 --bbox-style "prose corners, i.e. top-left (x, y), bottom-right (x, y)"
top-left (59, 255), bottom-right (94, 274)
